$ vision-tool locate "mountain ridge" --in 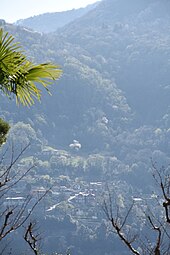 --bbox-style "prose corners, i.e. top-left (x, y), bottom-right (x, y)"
top-left (15, 2), bottom-right (100, 33)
